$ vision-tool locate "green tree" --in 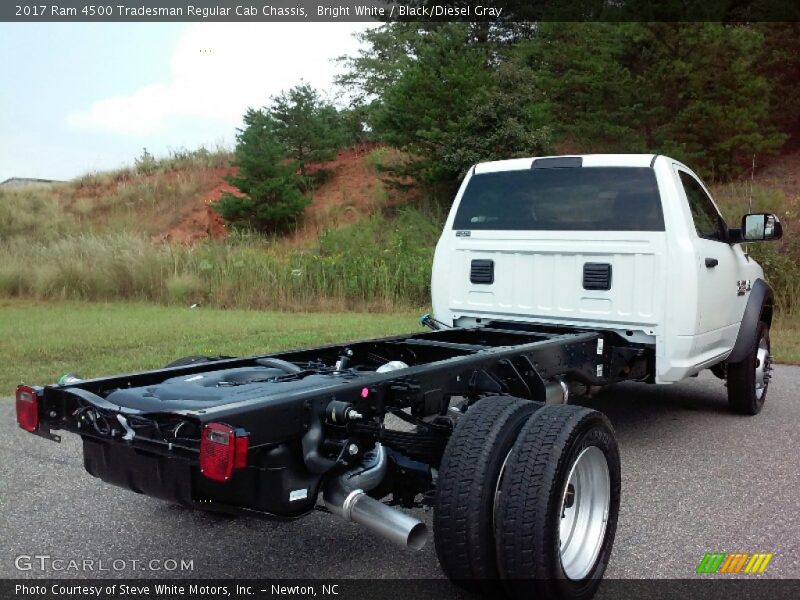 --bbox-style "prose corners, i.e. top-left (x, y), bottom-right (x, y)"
top-left (512, 23), bottom-right (643, 152)
top-left (366, 24), bottom-right (551, 191)
top-left (339, 22), bottom-right (788, 185)
top-left (335, 22), bottom-right (536, 106)
top-left (517, 23), bottom-right (785, 178)
top-left (756, 23), bottom-right (800, 149)
top-left (267, 83), bottom-right (345, 174)
top-left (335, 23), bottom-right (423, 107)
top-left (212, 108), bottom-right (310, 233)
top-left (337, 105), bottom-right (372, 148)
top-left (633, 23), bottom-right (784, 177)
